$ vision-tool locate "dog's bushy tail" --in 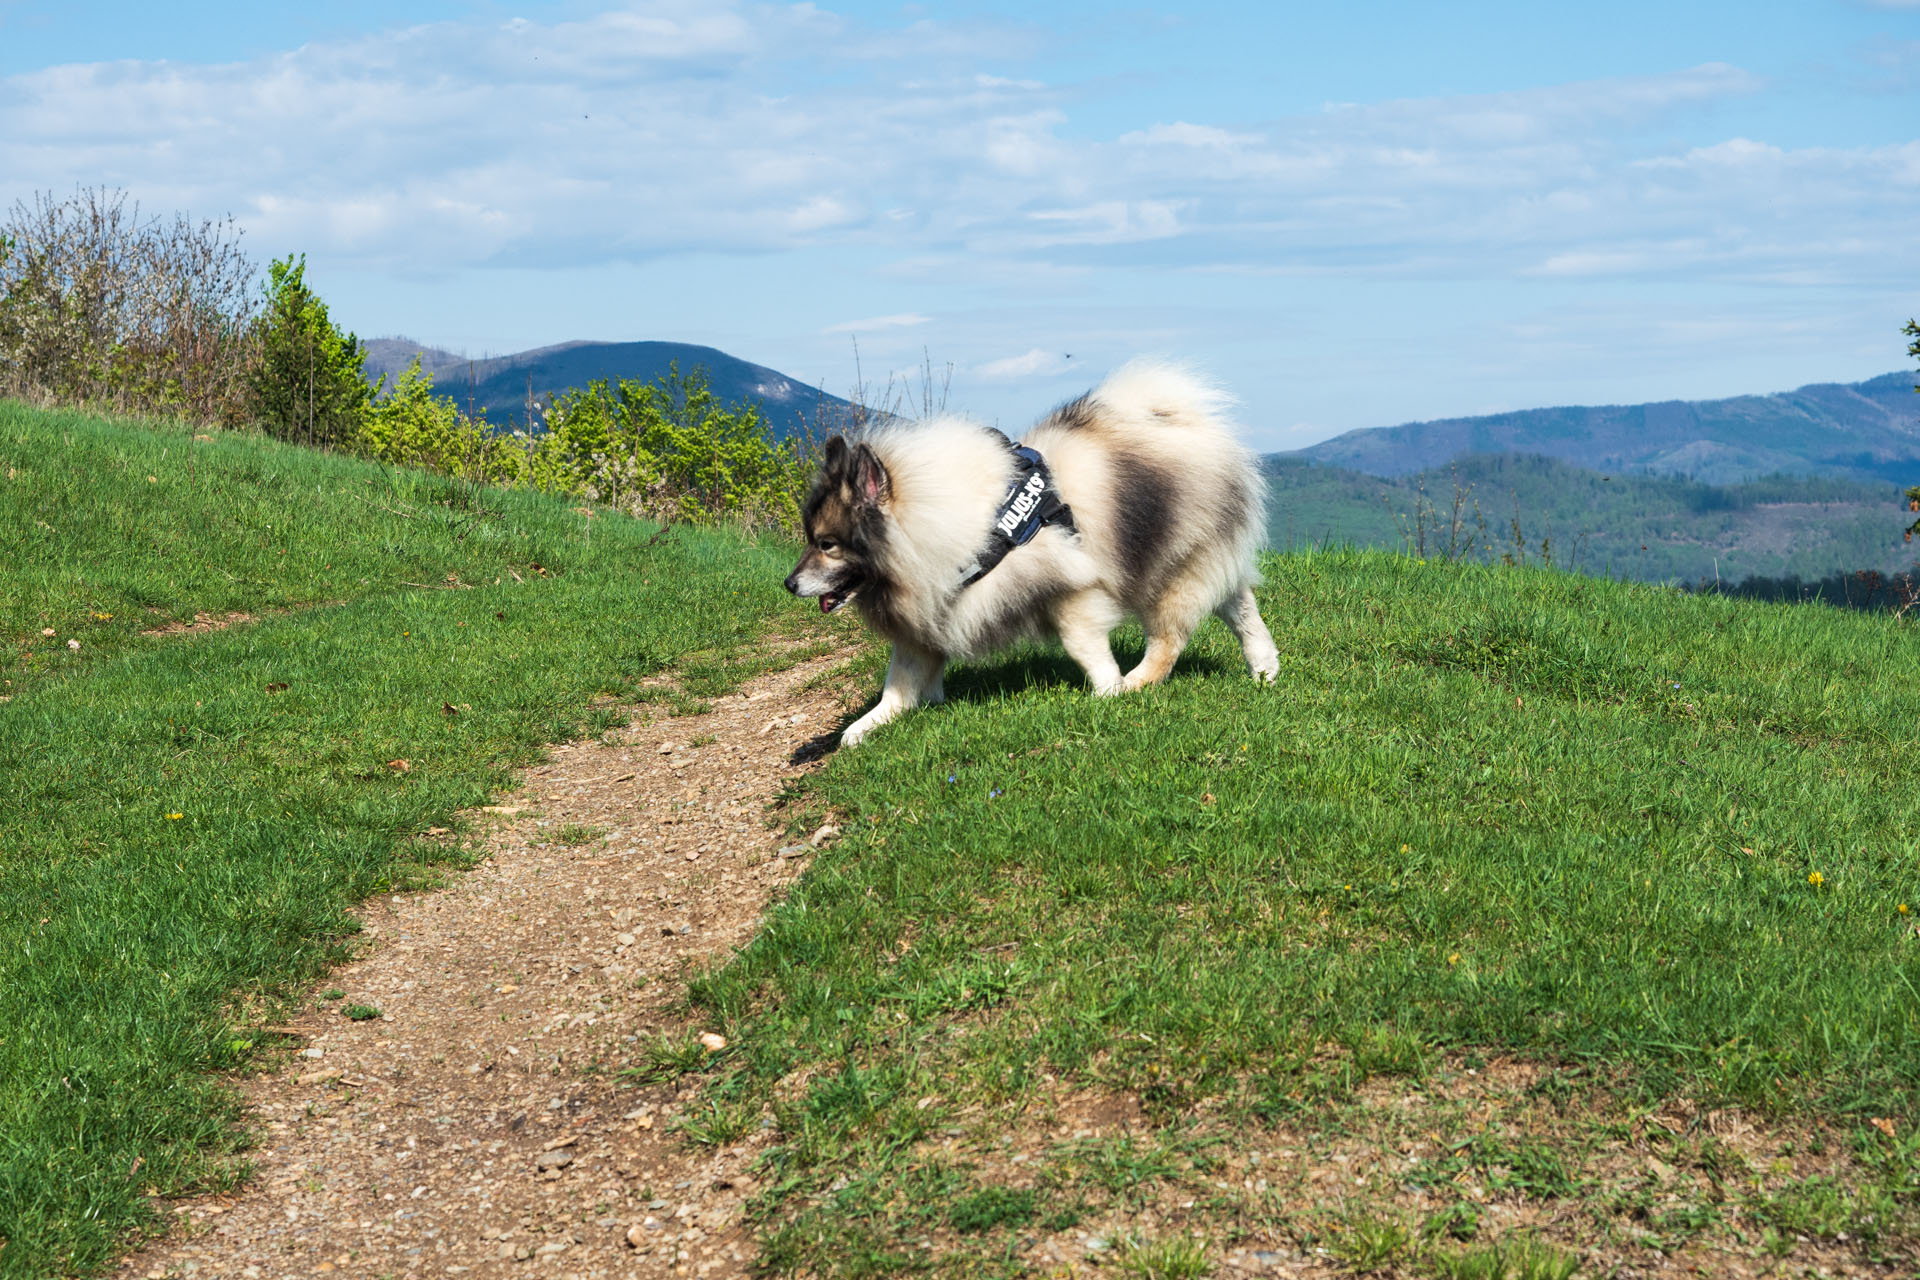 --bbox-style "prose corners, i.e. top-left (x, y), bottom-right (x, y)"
top-left (1087, 360), bottom-right (1235, 432)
